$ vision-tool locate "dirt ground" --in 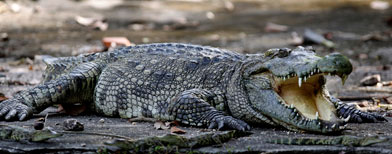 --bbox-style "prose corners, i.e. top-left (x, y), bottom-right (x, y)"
top-left (0, 0), bottom-right (392, 153)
